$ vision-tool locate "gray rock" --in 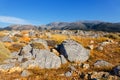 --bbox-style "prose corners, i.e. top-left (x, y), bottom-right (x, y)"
top-left (0, 63), bottom-right (15, 70)
top-left (58, 39), bottom-right (90, 63)
top-left (64, 71), bottom-right (73, 77)
top-left (21, 60), bottom-right (39, 69)
top-left (22, 49), bottom-right (61, 69)
top-left (69, 65), bottom-right (76, 71)
top-left (22, 44), bottom-right (32, 54)
top-left (34, 50), bottom-right (61, 69)
top-left (113, 65), bottom-right (120, 77)
top-left (21, 70), bottom-right (32, 77)
top-left (2, 36), bottom-right (12, 42)
top-left (94, 60), bottom-right (113, 68)
top-left (29, 30), bottom-right (35, 37)
top-left (60, 55), bottom-right (67, 64)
